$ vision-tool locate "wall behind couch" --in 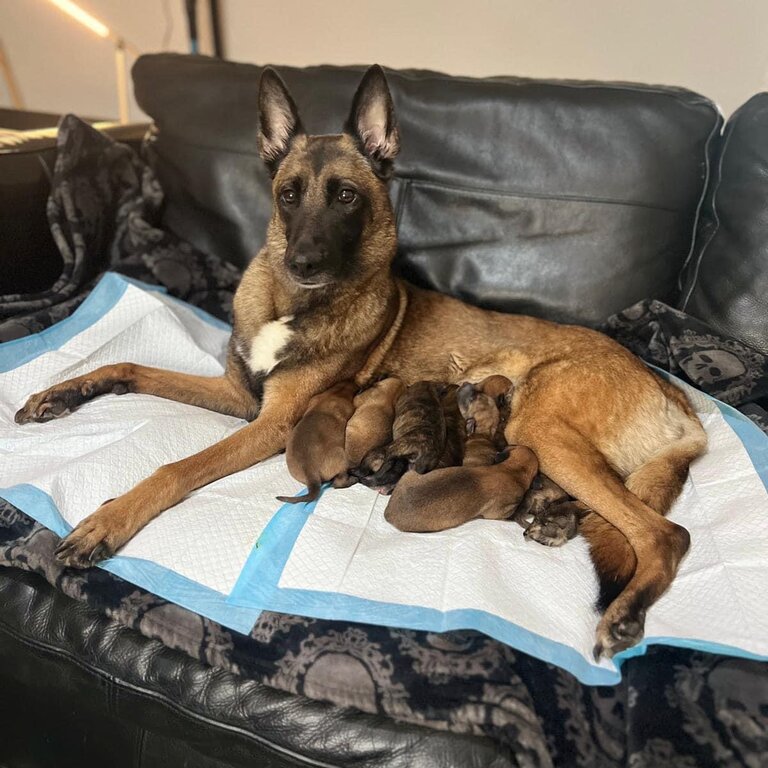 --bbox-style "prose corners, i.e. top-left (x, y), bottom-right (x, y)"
top-left (1, 0), bottom-right (767, 121)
